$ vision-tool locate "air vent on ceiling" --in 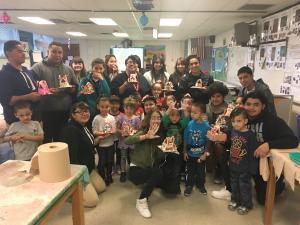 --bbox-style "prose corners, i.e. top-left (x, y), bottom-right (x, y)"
top-left (78, 21), bottom-right (93, 25)
top-left (100, 33), bottom-right (111, 35)
top-left (0, 21), bottom-right (14, 24)
top-left (50, 19), bottom-right (70, 24)
top-left (238, 4), bottom-right (273, 11)
top-left (132, 0), bottom-right (154, 11)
